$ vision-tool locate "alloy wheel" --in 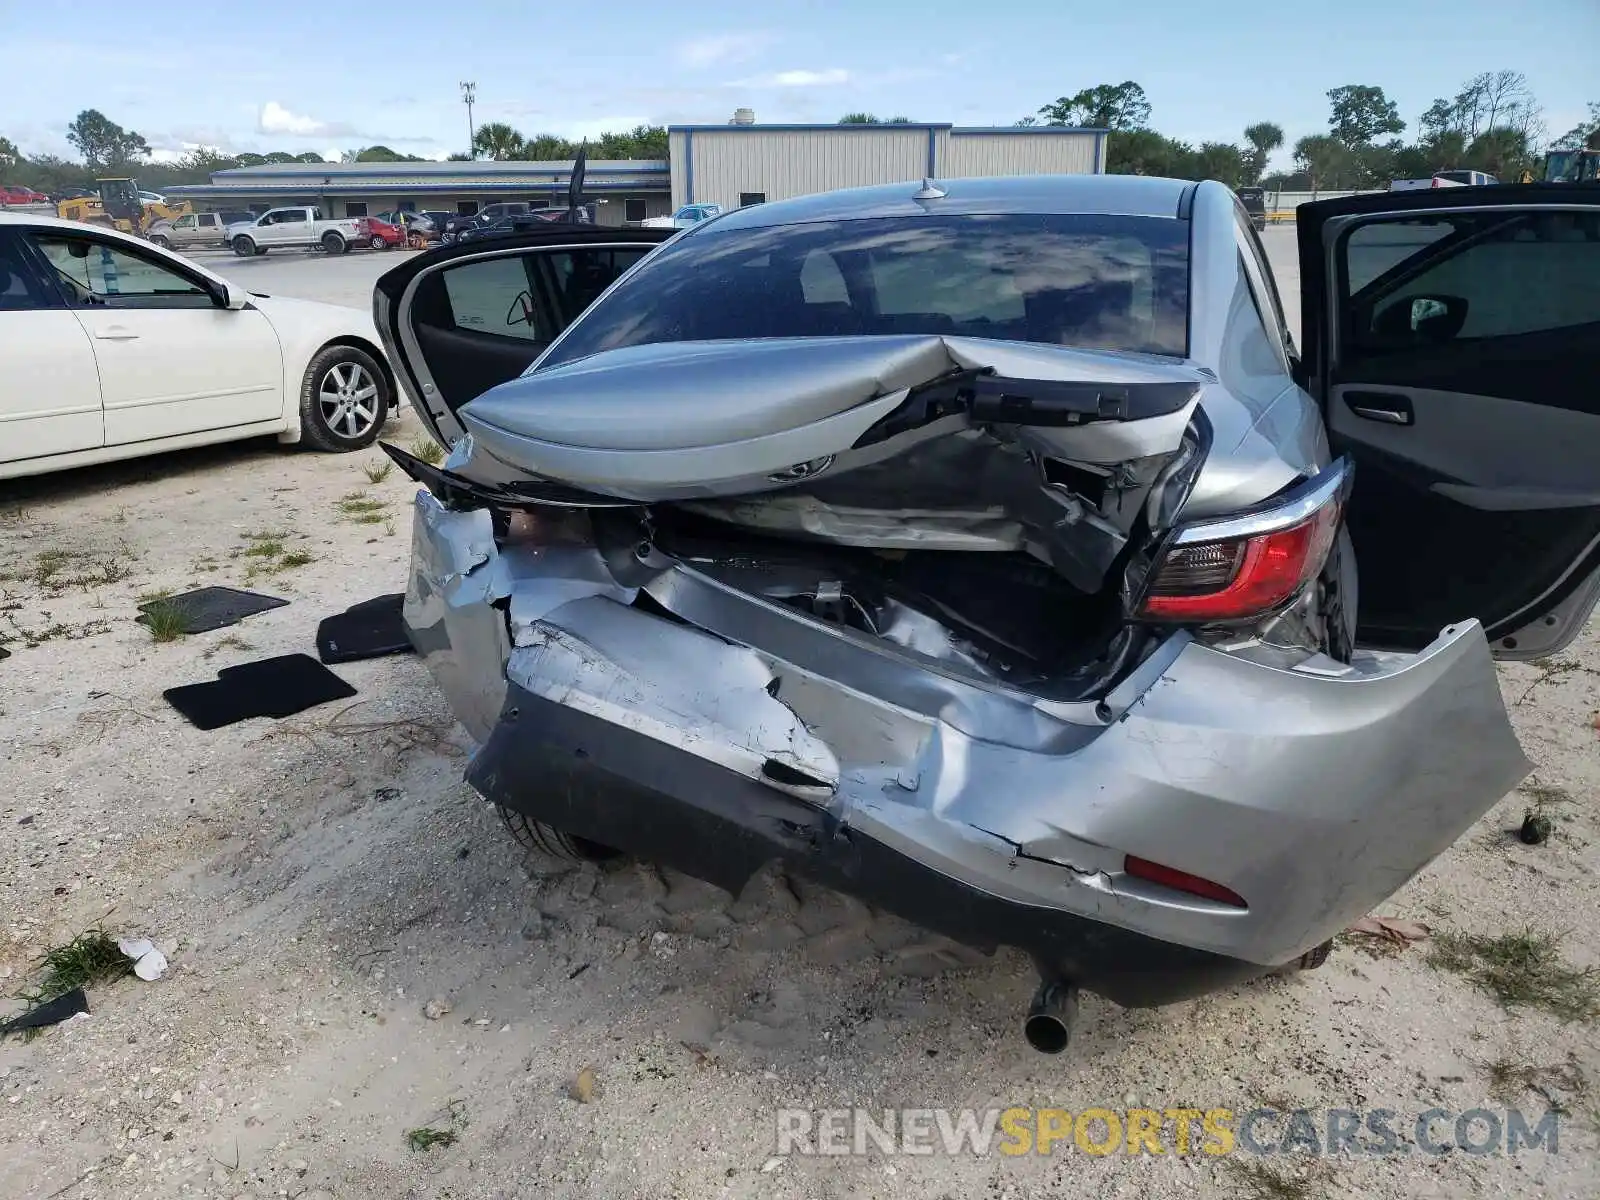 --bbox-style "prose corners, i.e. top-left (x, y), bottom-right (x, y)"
top-left (317, 361), bottom-right (380, 439)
